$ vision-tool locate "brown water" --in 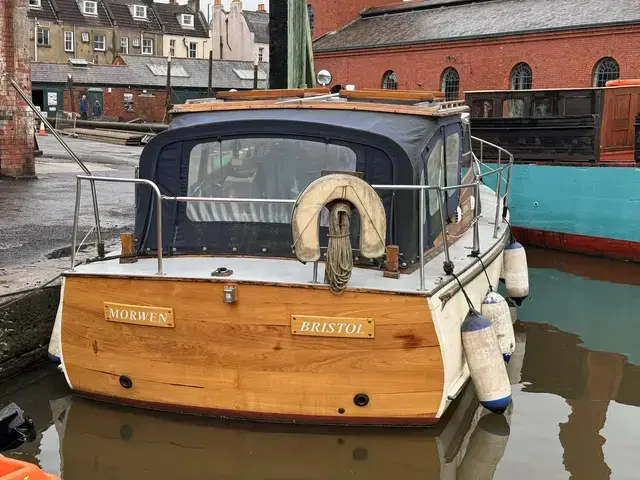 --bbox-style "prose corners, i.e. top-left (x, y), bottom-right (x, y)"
top-left (3, 248), bottom-right (640, 479)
